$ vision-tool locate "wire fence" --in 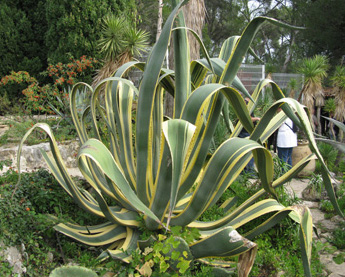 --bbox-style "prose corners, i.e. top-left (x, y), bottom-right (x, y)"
top-left (129, 56), bottom-right (304, 98)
